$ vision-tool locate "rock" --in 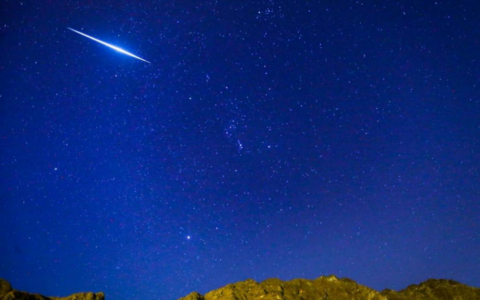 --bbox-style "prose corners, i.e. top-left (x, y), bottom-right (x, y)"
top-left (179, 276), bottom-right (480, 300)
top-left (196, 276), bottom-right (386, 300)
top-left (380, 279), bottom-right (480, 300)
top-left (0, 279), bottom-right (13, 298)
top-left (177, 291), bottom-right (205, 300)
top-left (0, 279), bottom-right (104, 300)
top-left (53, 292), bottom-right (105, 300)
